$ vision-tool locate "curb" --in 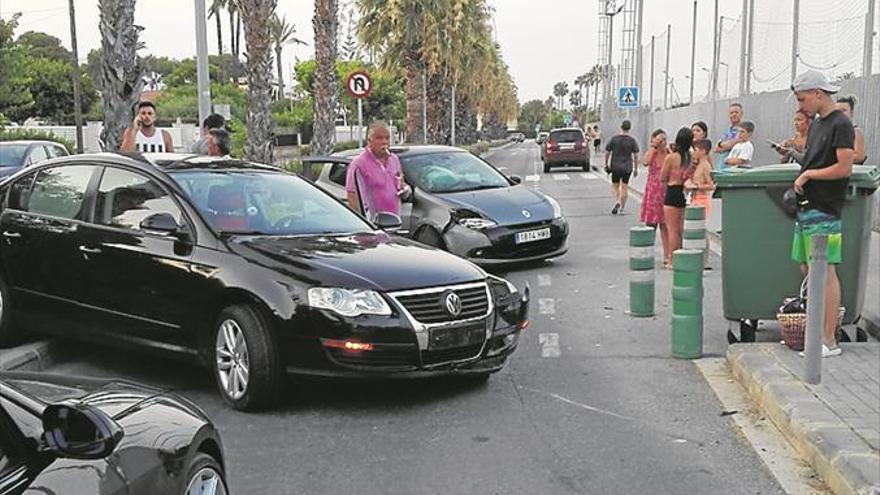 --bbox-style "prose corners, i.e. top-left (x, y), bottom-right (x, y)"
top-left (727, 344), bottom-right (880, 495)
top-left (0, 340), bottom-right (60, 372)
